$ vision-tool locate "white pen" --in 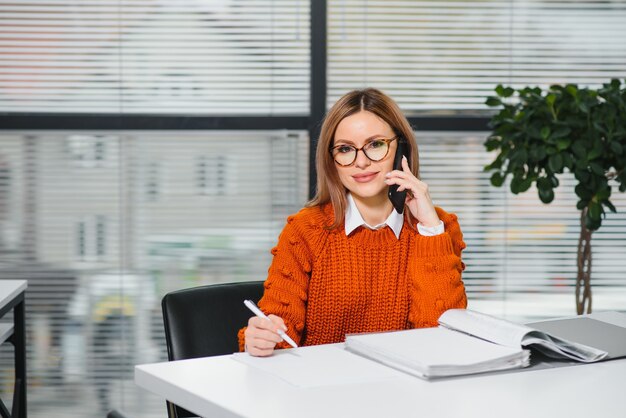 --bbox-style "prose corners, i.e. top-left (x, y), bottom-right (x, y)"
top-left (243, 299), bottom-right (298, 348)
